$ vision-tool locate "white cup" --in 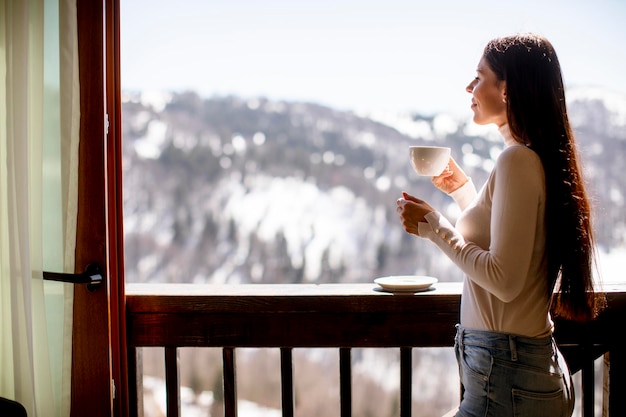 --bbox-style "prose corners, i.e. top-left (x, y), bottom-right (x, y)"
top-left (409, 146), bottom-right (451, 176)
